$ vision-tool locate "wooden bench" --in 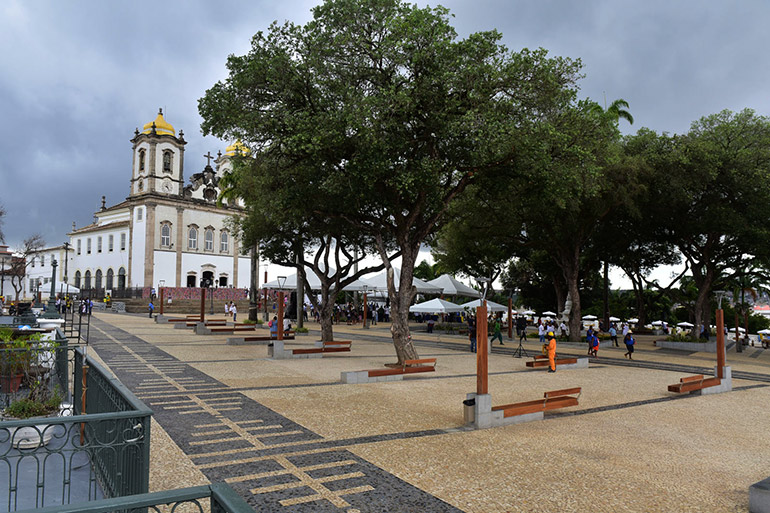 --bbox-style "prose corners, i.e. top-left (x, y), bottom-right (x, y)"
top-left (492, 387), bottom-right (581, 418)
top-left (184, 320), bottom-right (228, 327)
top-left (525, 355), bottom-right (579, 368)
top-left (667, 374), bottom-right (721, 393)
top-left (366, 358), bottom-right (437, 377)
top-left (293, 340), bottom-right (352, 355)
top-left (206, 326), bottom-right (257, 334)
